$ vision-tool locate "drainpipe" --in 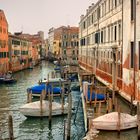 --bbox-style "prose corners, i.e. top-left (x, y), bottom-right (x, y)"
top-left (112, 45), bottom-right (118, 109)
top-left (133, 0), bottom-right (136, 100)
top-left (86, 9), bottom-right (89, 71)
